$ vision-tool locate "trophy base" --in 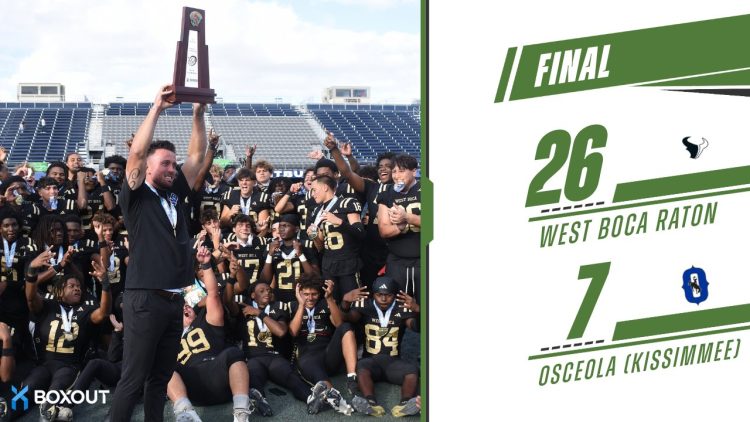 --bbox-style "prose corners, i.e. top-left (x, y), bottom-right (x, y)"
top-left (168, 85), bottom-right (216, 104)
